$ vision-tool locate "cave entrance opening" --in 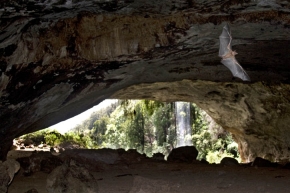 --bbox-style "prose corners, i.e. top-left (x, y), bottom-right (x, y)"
top-left (14, 99), bottom-right (239, 163)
